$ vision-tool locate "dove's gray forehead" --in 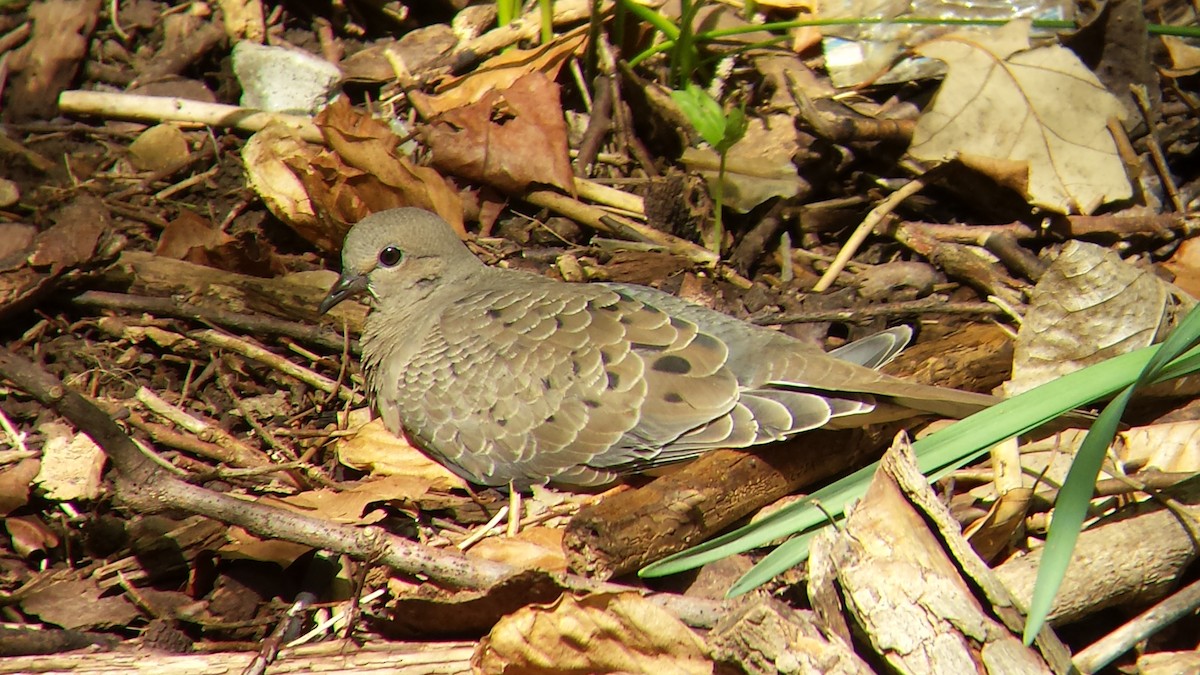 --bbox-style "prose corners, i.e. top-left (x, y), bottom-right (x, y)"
top-left (341, 208), bottom-right (464, 265)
